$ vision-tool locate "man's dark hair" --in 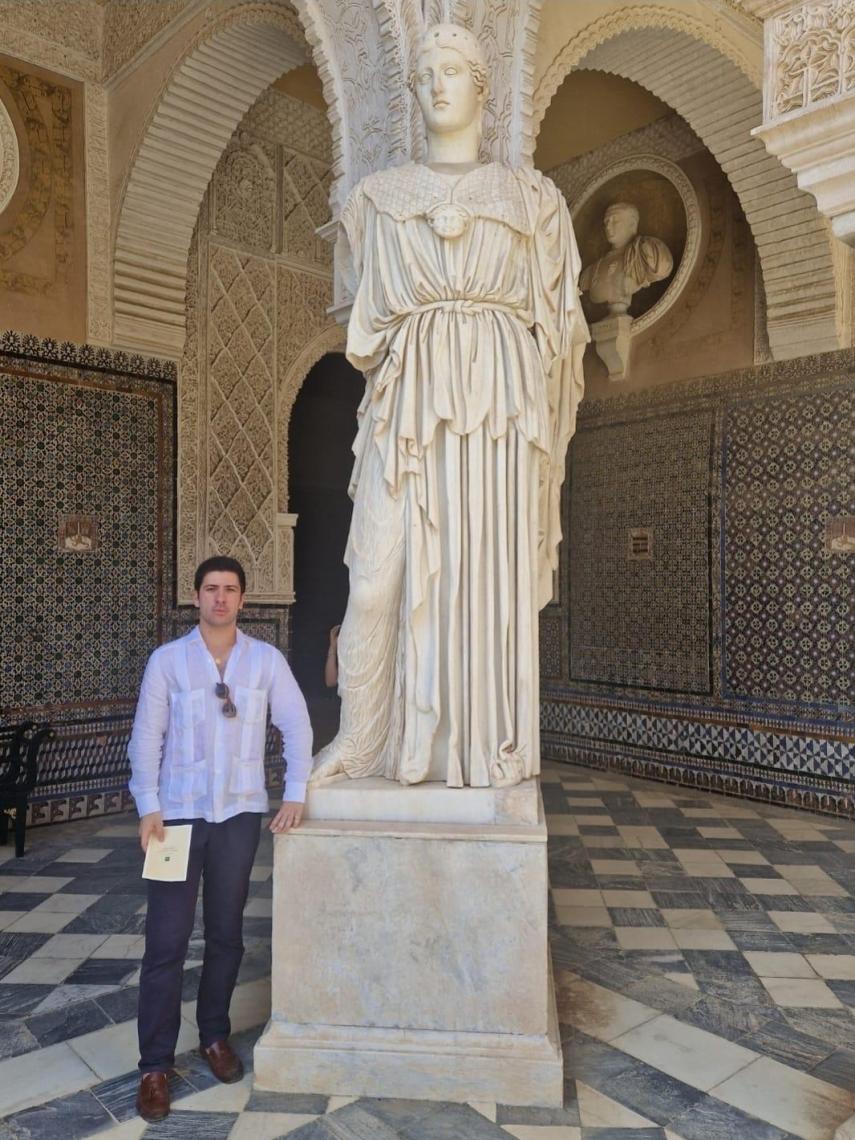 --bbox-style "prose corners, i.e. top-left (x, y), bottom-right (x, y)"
top-left (194, 556), bottom-right (247, 594)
